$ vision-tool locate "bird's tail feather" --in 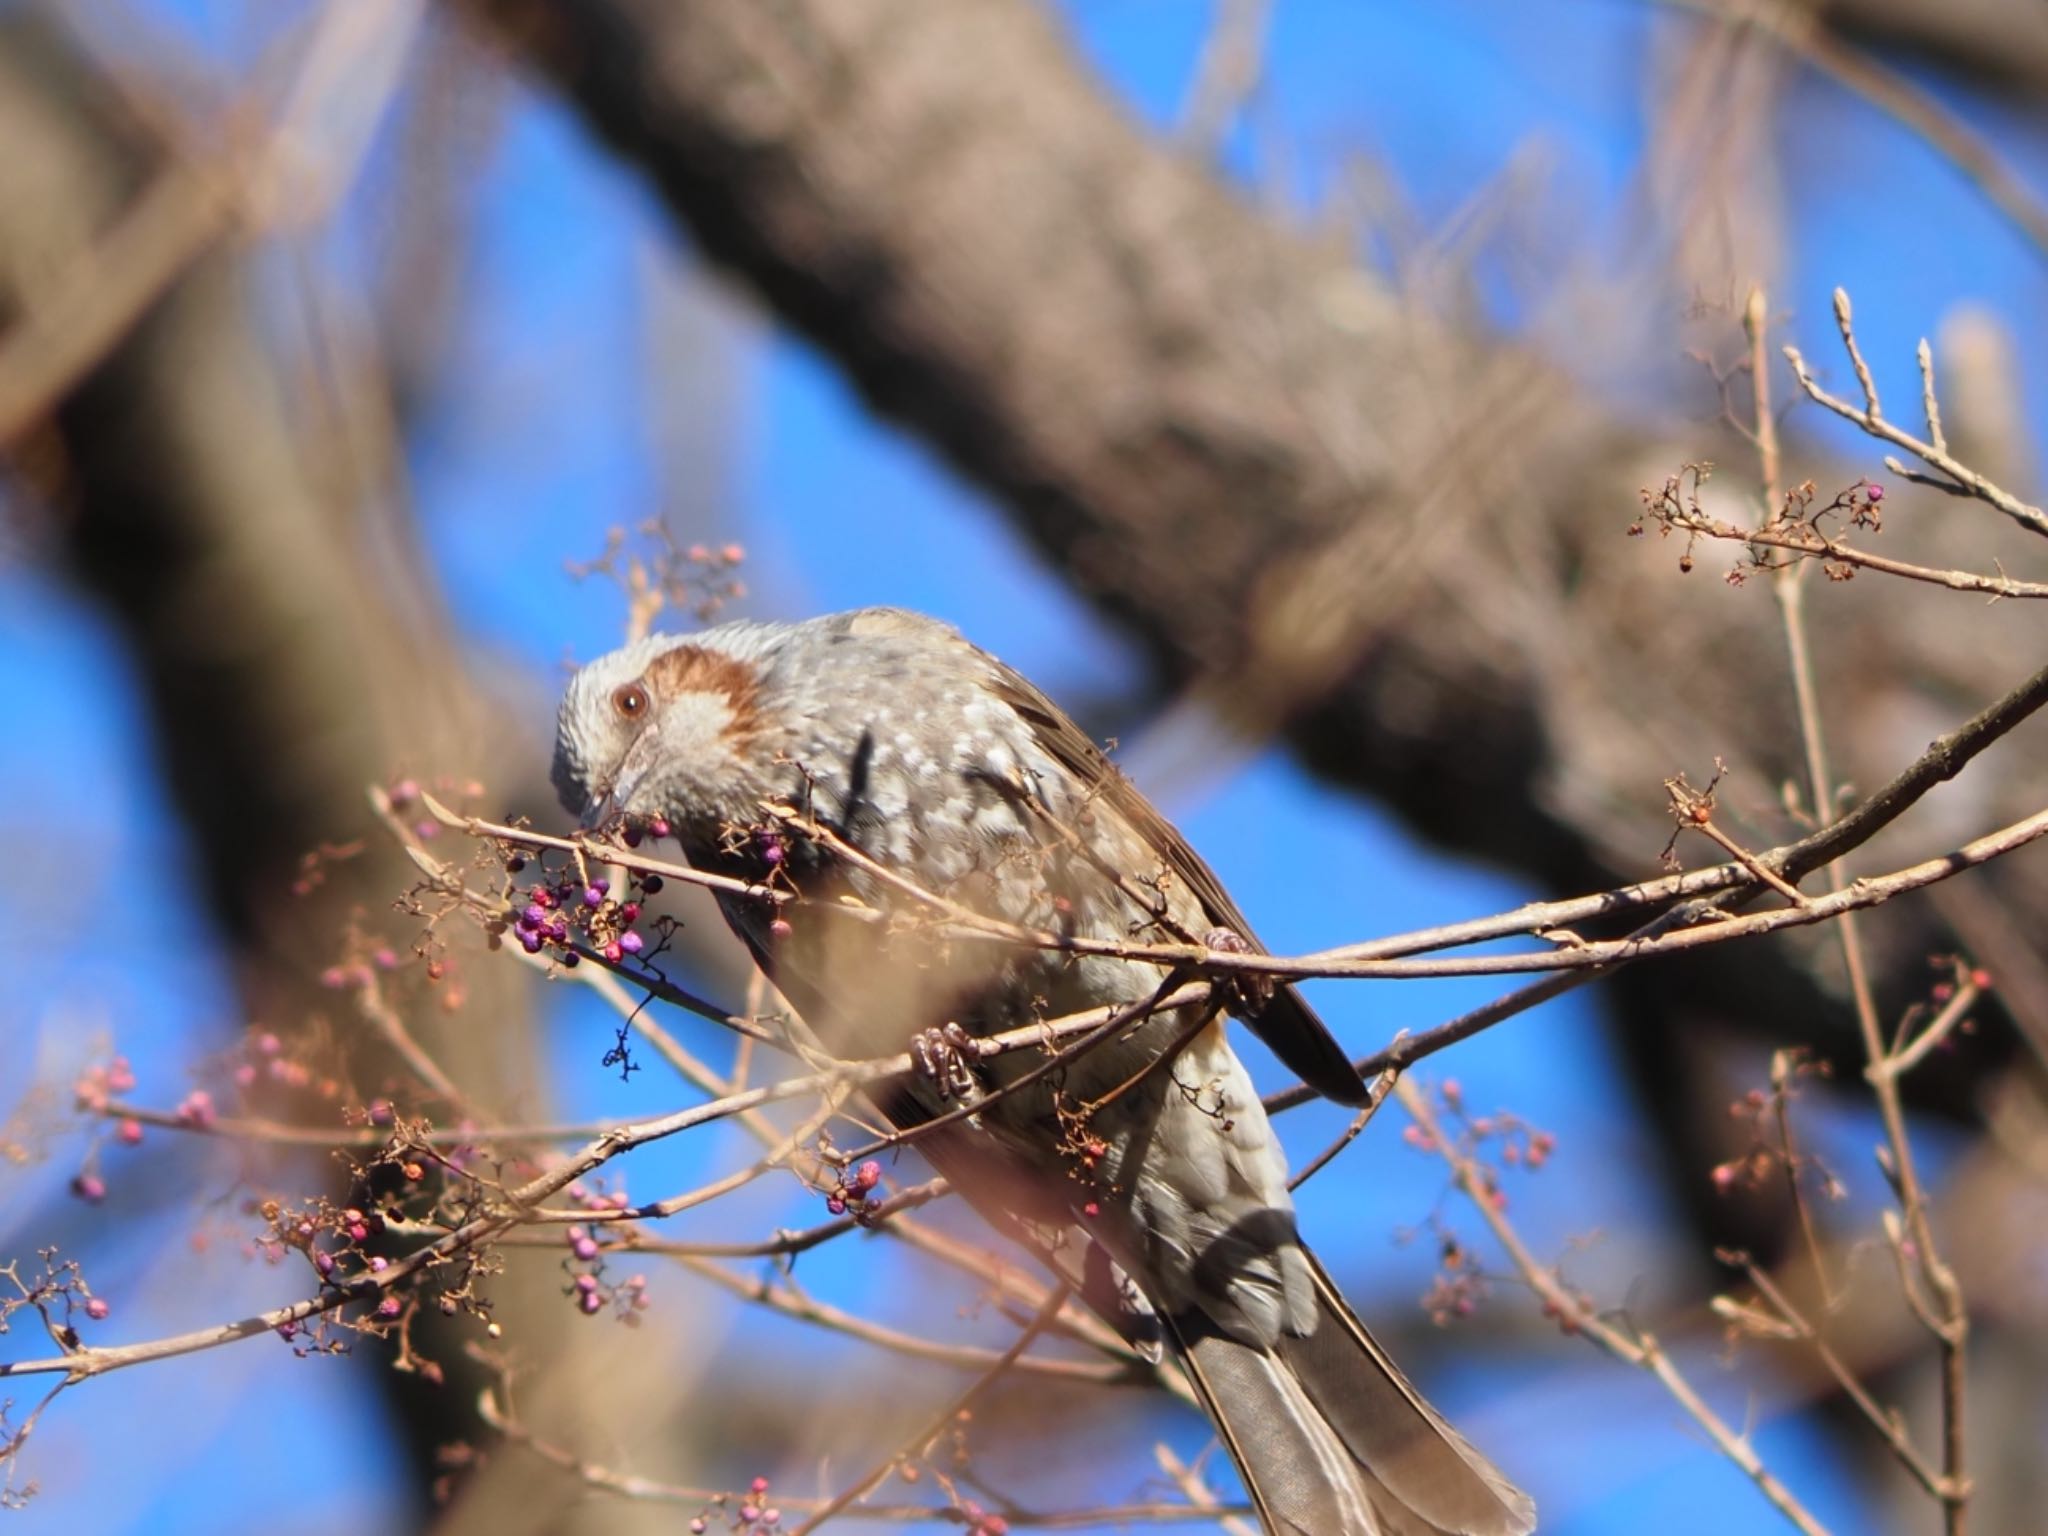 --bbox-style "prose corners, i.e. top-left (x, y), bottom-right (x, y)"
top-left (1169, 1252), bottom-right (1535, 1536)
